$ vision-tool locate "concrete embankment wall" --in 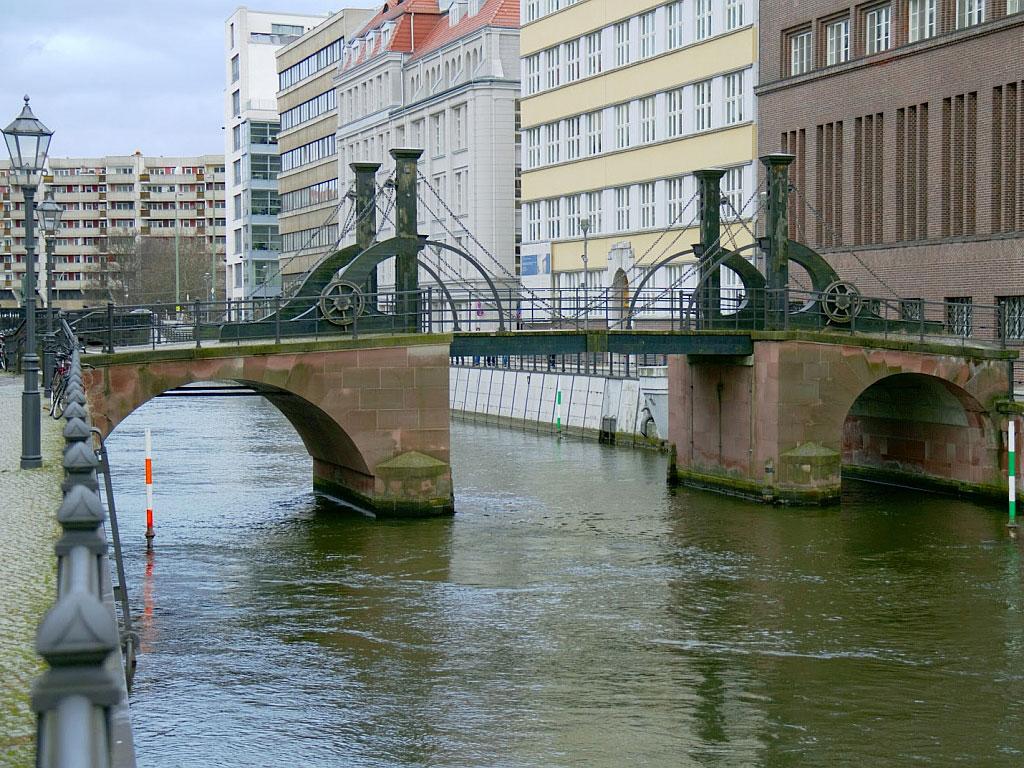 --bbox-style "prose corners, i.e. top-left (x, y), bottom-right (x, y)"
top-left (449, 365), bottom-right (667, 447)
